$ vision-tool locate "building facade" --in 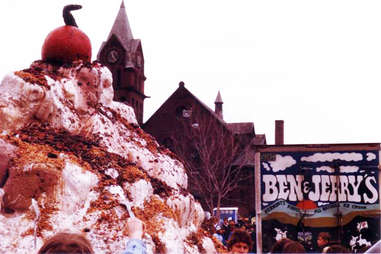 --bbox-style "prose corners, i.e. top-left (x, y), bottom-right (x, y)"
top-left (97, 2), bottom-right (147, 125)
top-left (143, 82), bottom-right (266, 216)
